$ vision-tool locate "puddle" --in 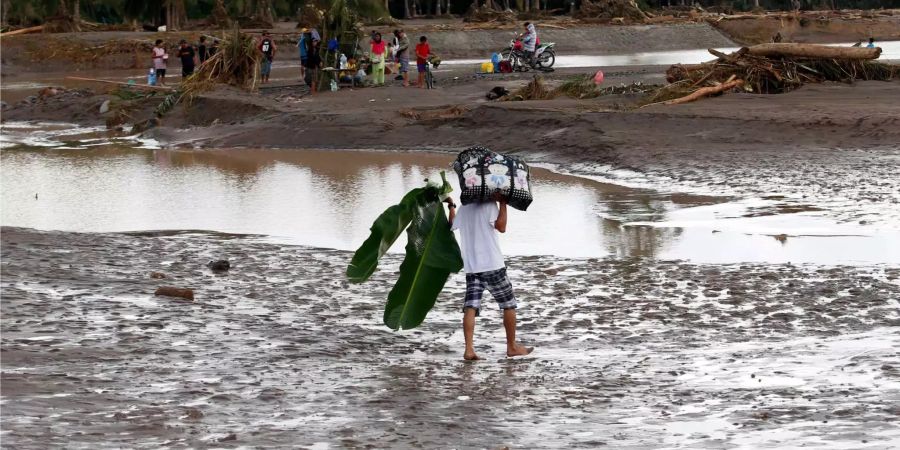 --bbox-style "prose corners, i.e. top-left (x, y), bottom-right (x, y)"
top-left (2, 122), bottom-right (898, 264)
top-left (443, 41), bottom-right (900, 68)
